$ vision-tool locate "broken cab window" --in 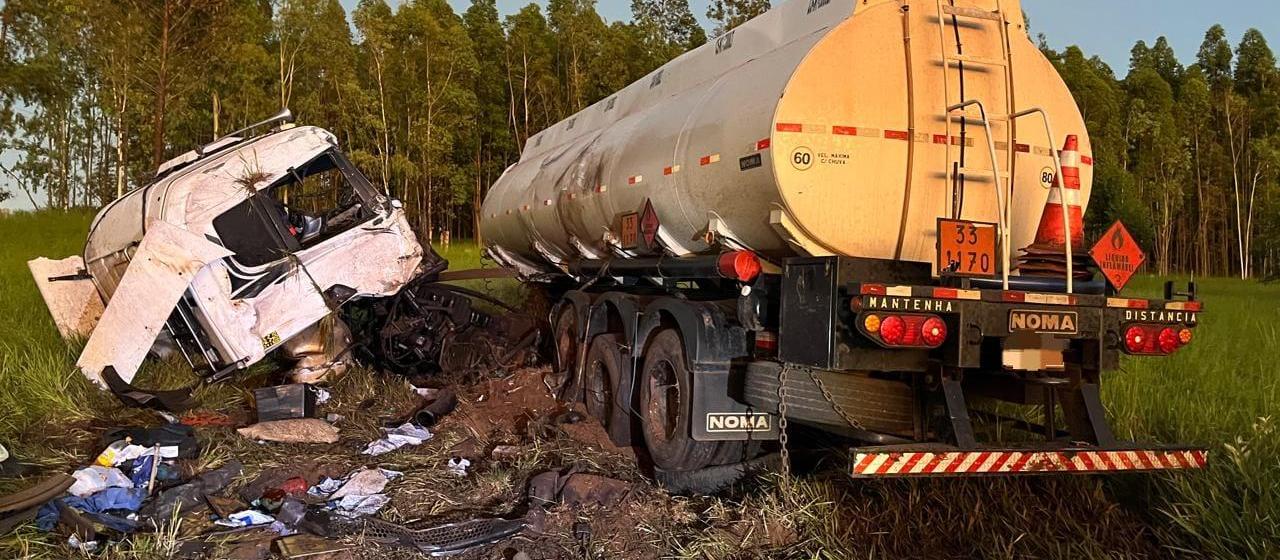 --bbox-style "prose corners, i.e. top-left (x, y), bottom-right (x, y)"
top-left (213, 150), bottom-right (376, 267)
top-left (269, 151), bottom-right (375, 248)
